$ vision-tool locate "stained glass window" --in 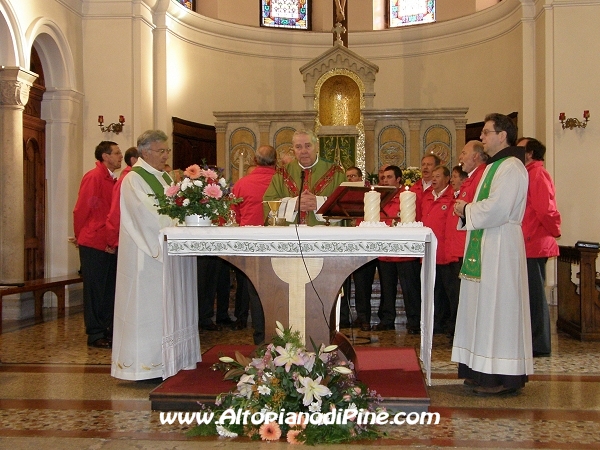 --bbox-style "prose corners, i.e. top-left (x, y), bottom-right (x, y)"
top-left (389, 0), bottom-right (435, 28)
top-left (261, 0), bottom-right (310, 30)
top-left (175, 0), bottom-right (194, 10)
